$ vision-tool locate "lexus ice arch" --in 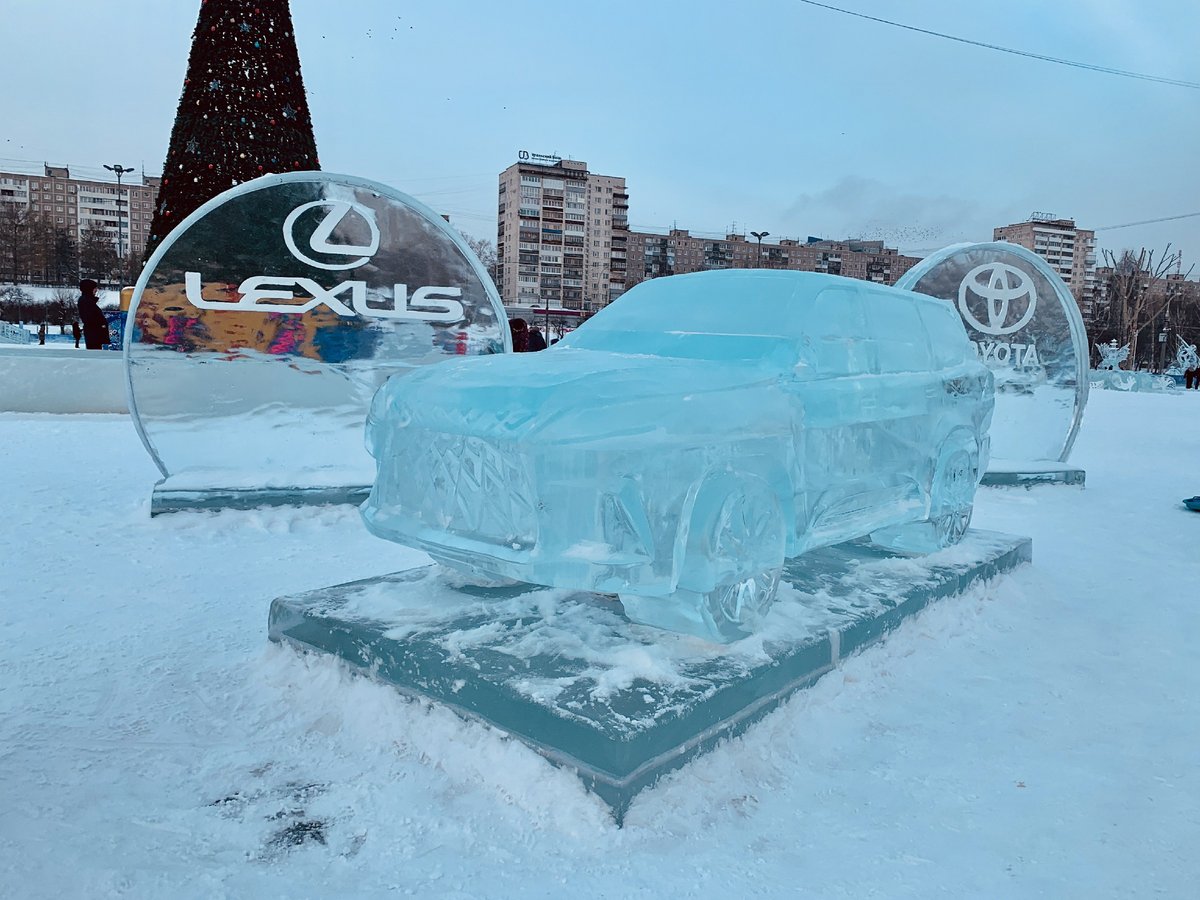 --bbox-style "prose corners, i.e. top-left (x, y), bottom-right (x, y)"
top-left (362, 271), bottom-right (993, 642)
